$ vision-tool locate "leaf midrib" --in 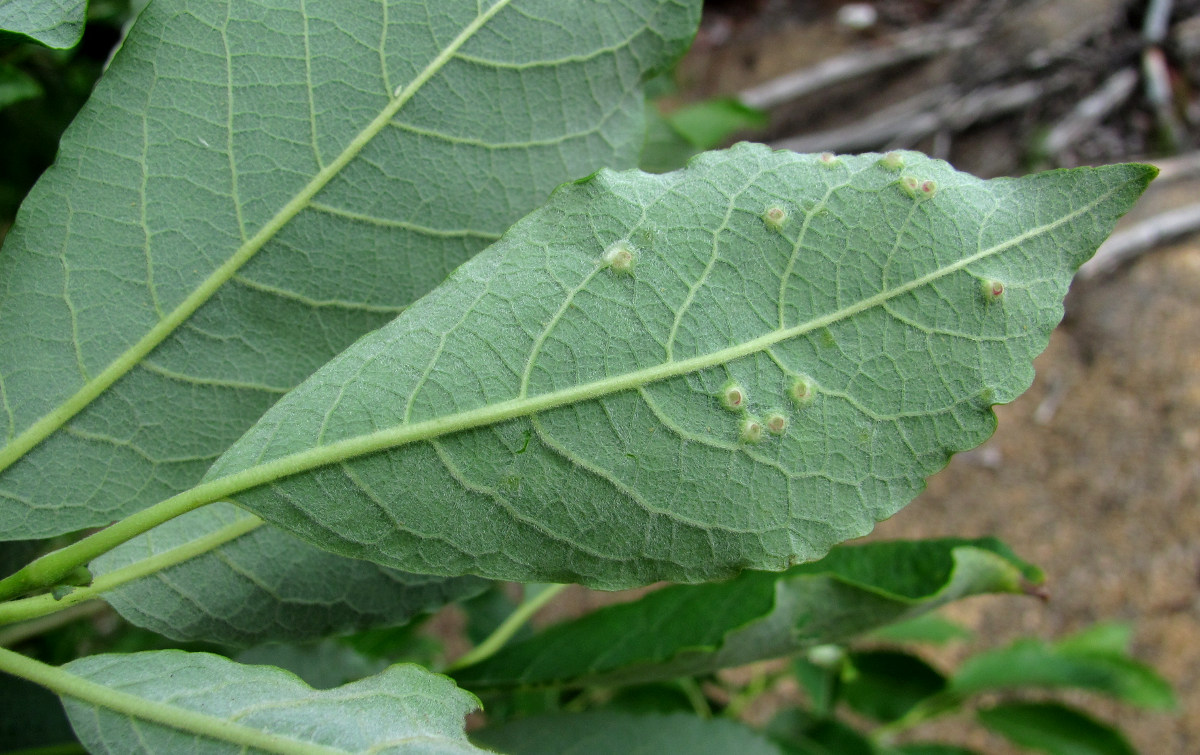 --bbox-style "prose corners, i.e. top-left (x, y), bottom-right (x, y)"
top-left (0, 0), bottom-right (516, 475)
top-left (189, 177), bottom-right (1123, 515)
